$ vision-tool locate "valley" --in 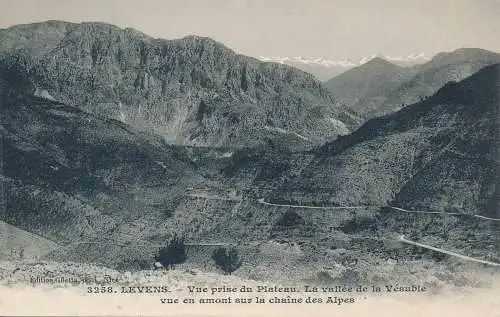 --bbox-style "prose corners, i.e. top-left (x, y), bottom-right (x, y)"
top-left (0, 21), bottom-right (499, 289)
